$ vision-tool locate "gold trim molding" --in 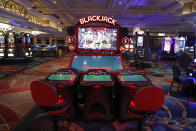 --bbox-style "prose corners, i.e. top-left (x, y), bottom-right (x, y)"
top-left (0, 0), bottom-right (63, 32)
